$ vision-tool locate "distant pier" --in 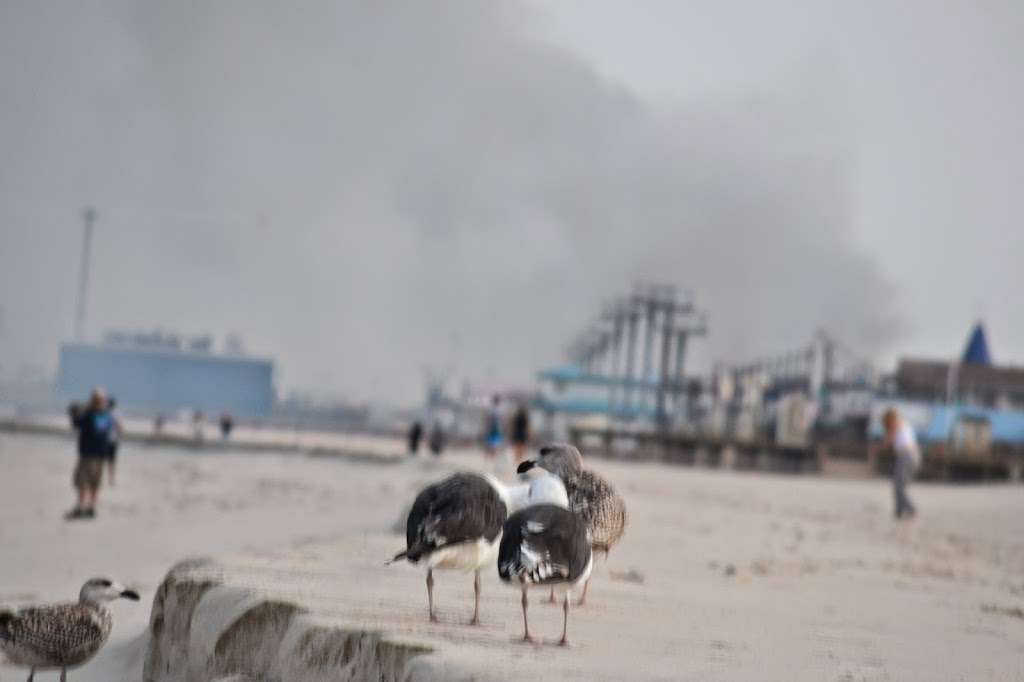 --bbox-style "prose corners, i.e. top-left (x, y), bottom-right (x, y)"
top-left (569, 424), bottom-right (1024, 482)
